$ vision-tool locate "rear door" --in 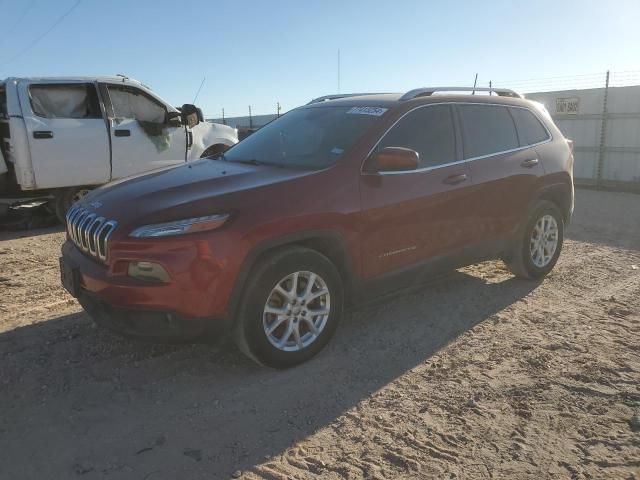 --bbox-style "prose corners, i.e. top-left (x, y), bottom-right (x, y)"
top-left (457, 103), bottom-right (548, 255)
top-left (102, 83), bottom-right (187, 179)
top-left (18, 81), bottom-right (110, 188)
top-left (359, 104), bottom-right (475, 279)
